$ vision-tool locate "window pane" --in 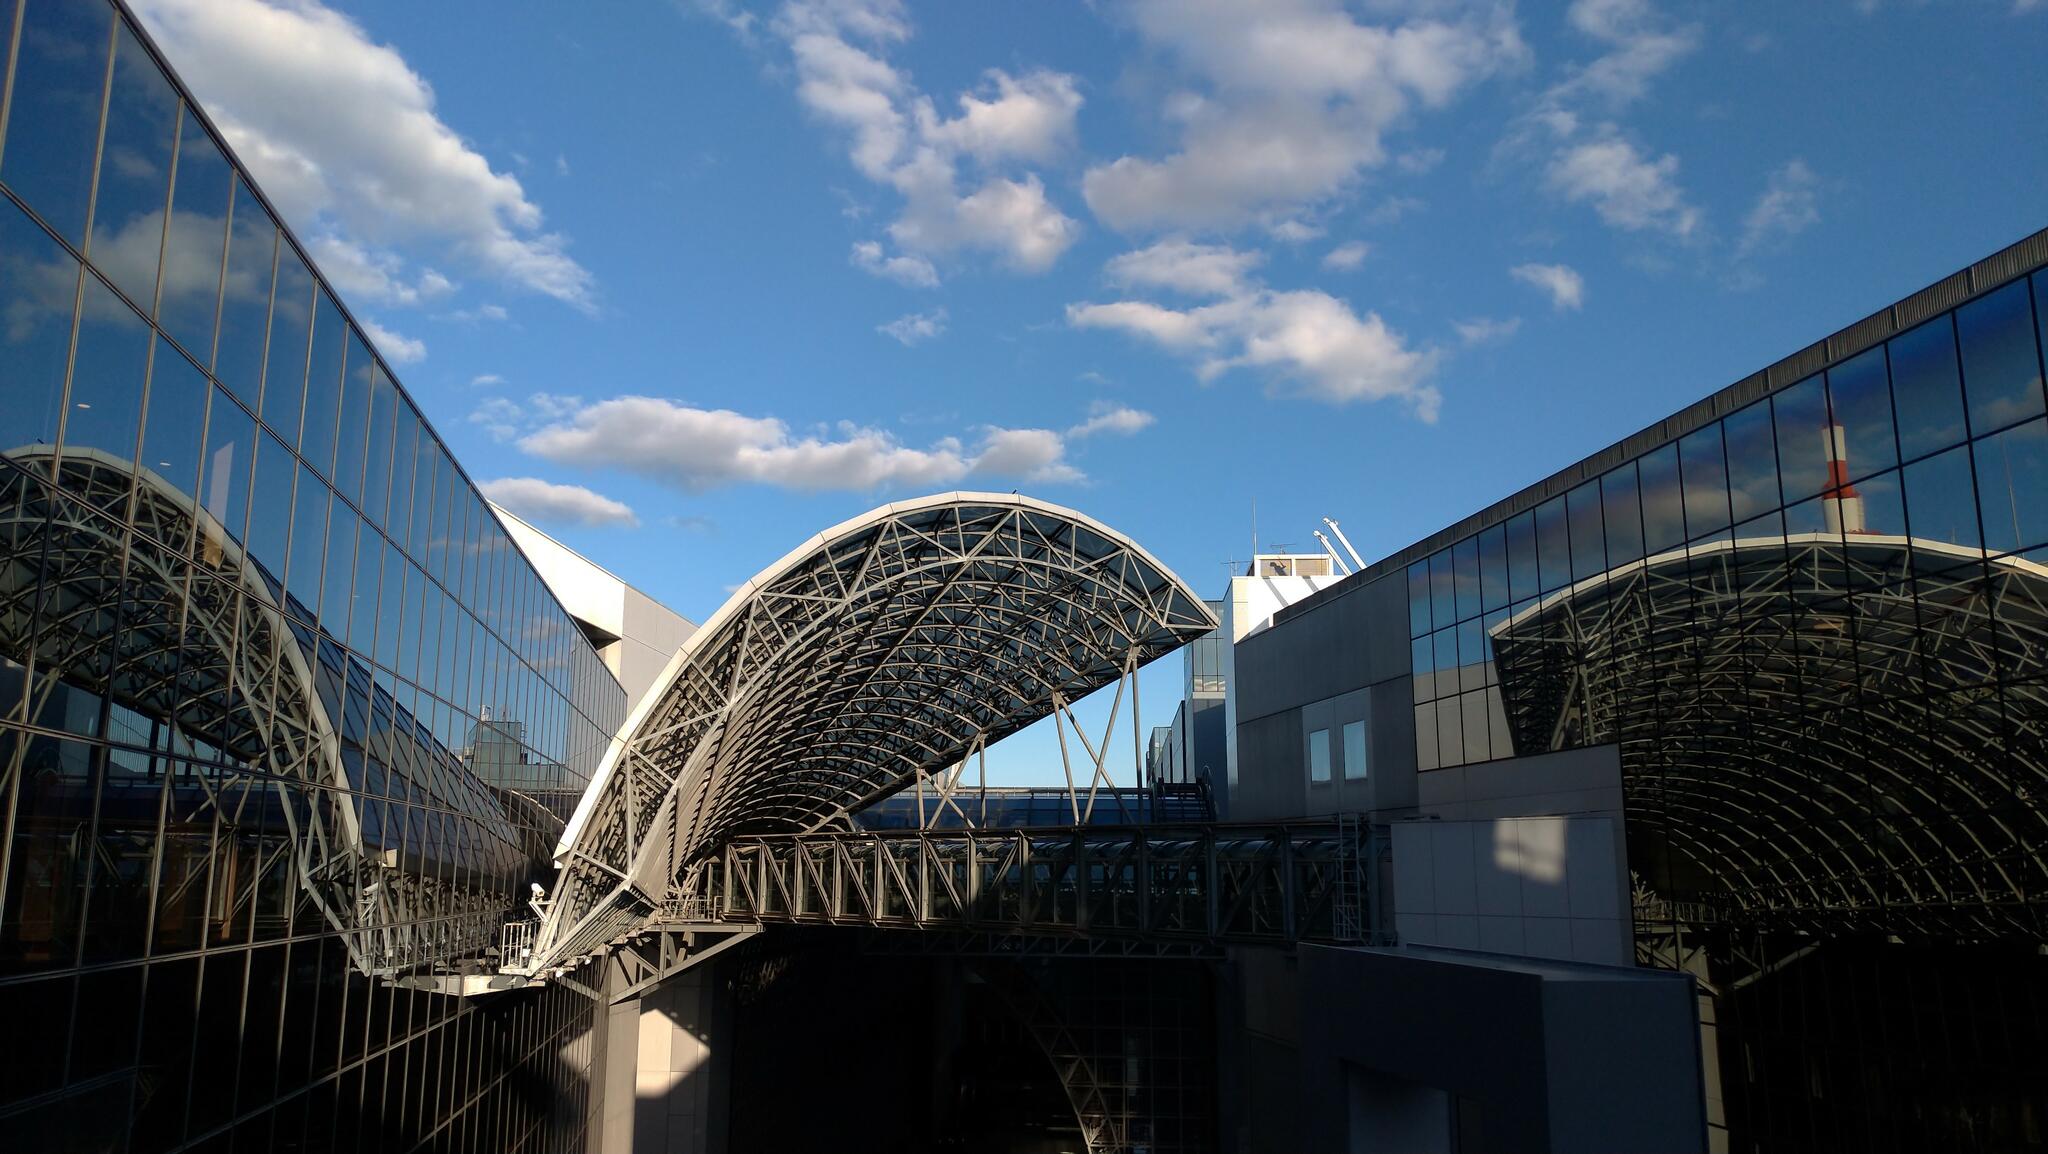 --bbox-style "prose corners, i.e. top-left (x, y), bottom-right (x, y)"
top-left (1772, 374), bottom-right (1829, 502)
top-left (1956, 279), bottom-right (2045, 435)
top-left (1451, 536), bottom-right (1480, 621)
top-left (1436, 693), bottom-right (1464, 766)
top-left (0, 199), bottom-right (78, 459)
top-left (1723, 401), bottom-right (1779, 523)
top-left (1849, 468), bottom-right (1906, 540)
top-left (1534, 495), bottom-right (1568, 592)
top-left (261, 245), bottom-right (314, 441)
top-left (1601, 463), bottom-right (1644, 568)
top-left (1458, 617), bottom-right (1485, 693)
top-left (1342, 719), bottom-right (1367, 781)
top-left (0, 0), bottom-right (112, 245)
top-left (1975, 418), bottom-right (2048, 557)
top-left (1308, 728), bottom-right (1330, 783)
top-left (1411, 636), bottom-right (1433, 702)
top-left (246, 431), bottom-right (295, 581)
top-left (1679, 422), bottom-right (1731, 540)
top-left (1505, 510), bottom-right (1538, 602)
top-left (1639, 442), bottom-right (1684, 555)
top-left (321, 502), bottom-right (359, 631)
top-left (300, 290), bottom-right (346, 477)
top-left (63, 275), bottom-right (151, 465)
top-left (1407, 562), bottom-right (1431, 636)
top-left (1414, 703), bottom-right (1440, 771)
top-left (1889, 315), bottom-right (1967, 461)
top-left (360, 367), bottom-right (397, 527)
top-left (1477, 525), bottom-right (1508, 613)
top-left (139, 336), bottom-right (208, 503)
top-left (1903, 444), bottom-right (1981, 557)
top-left (88, 22), bottom-right (178, 309)
top-left (285, 465), bottom-right (328, 617)
top-left (1825, 346), bottom-right (1896, 480)
top-left (158, 111), bottom-right (231, 361)
top-left (332, 332), bottom-right (375, 502)
top-left (214, 179), bottom-right (274, 405)
top-left (1428, 551), bottom-right (1455, 630)
top-left (1566, 480), bottom-right (1604, 581)
top-left (199, 386), bottom-right (254, 551)
top-left (349, 528), bottom-right (381, 654)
